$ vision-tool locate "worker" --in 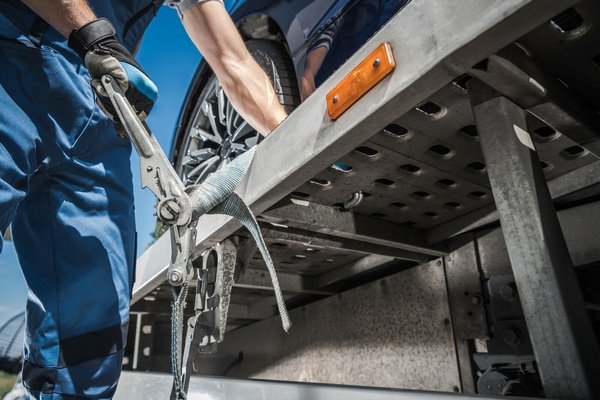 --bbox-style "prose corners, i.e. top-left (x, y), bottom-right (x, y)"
top-left (0, 0), bottom-right (287, 398)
